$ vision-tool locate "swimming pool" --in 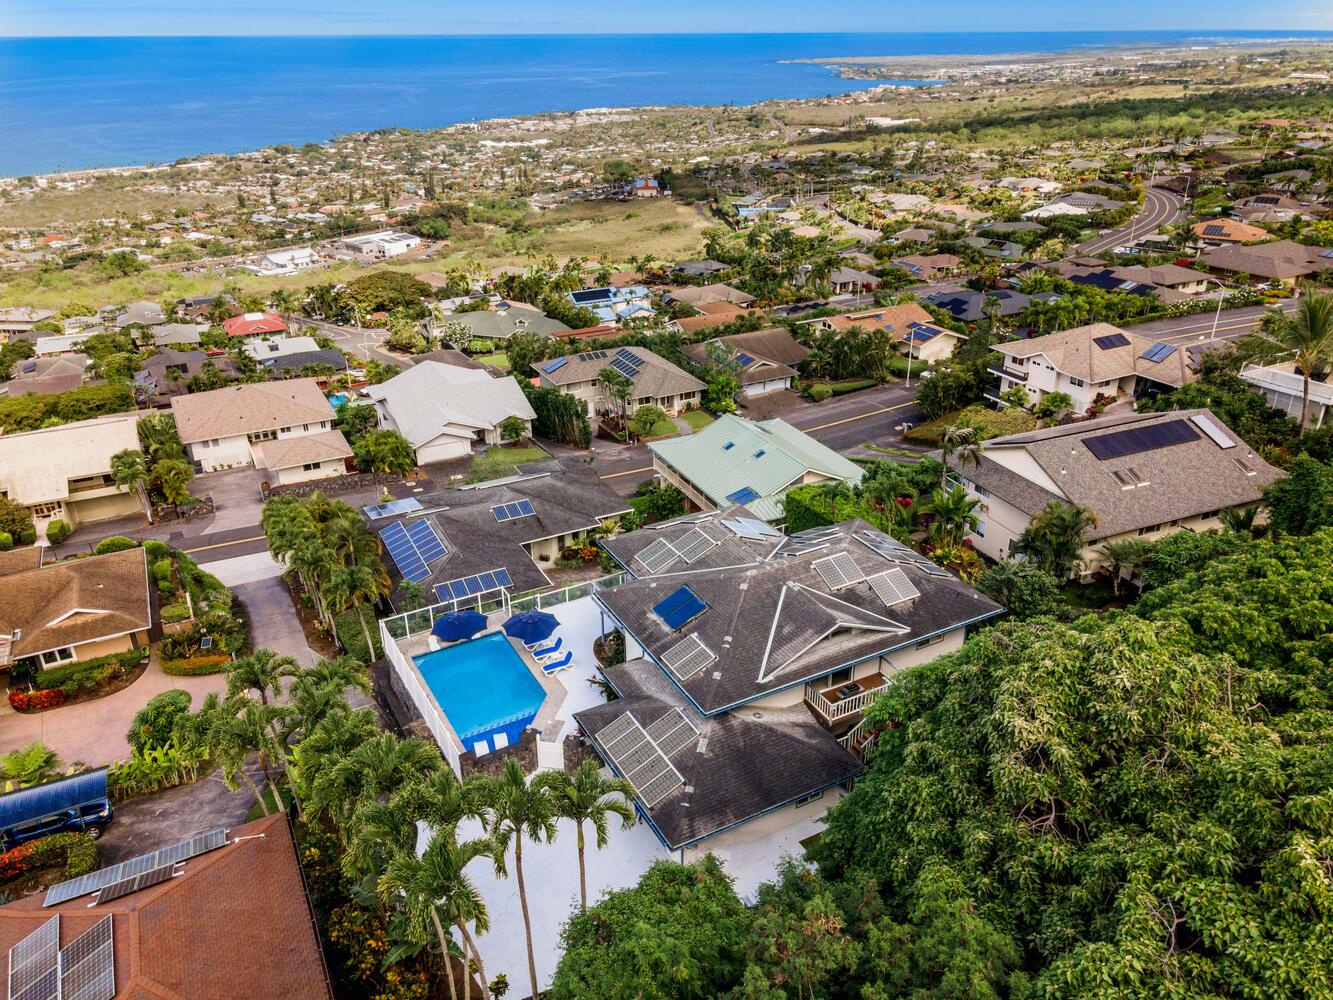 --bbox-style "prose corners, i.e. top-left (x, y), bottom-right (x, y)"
top-left (328, 393), bottom-right (349, 409)
top-left (412, 632), bottom-right (545, 753)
